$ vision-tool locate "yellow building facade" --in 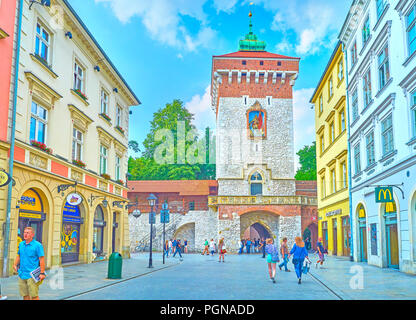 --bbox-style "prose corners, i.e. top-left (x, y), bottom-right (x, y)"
top-left (310, 42), bottom-right (351, 257)
top-left (0, 0), bottom-right (140, 276)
